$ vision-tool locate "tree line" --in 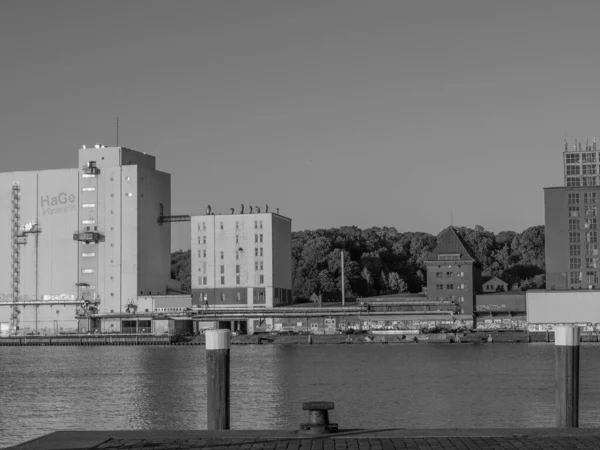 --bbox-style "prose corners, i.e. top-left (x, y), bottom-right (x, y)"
top-left (171, 225), bottom-right (546, 302)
